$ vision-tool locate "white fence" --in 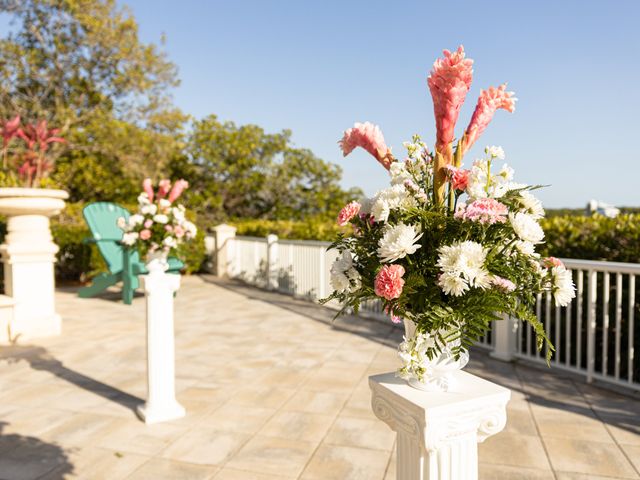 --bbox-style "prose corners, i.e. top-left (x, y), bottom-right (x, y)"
top-left (220, 233), bottom-right (640, 391)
